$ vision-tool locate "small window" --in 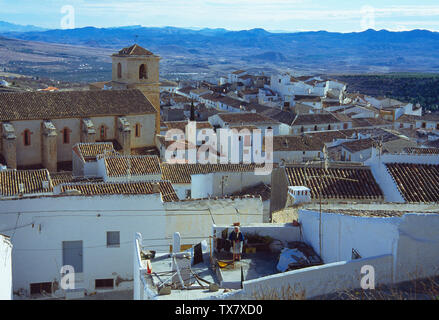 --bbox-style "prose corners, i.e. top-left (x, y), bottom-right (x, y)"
top-left (135, 124), bottom-right (141, 138)
top-left (117, 63), bottom-right (122, 79)
top-left (107, 231), bottom-right (120, 247)
top-left (95, 279), bottom-right (114, 289)
top-left (24, 129), bottom-right (31, 146)
top-left (62, 127), bottom-right (70, 144)
top-left (99, 125), bottom-right (107, 140)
